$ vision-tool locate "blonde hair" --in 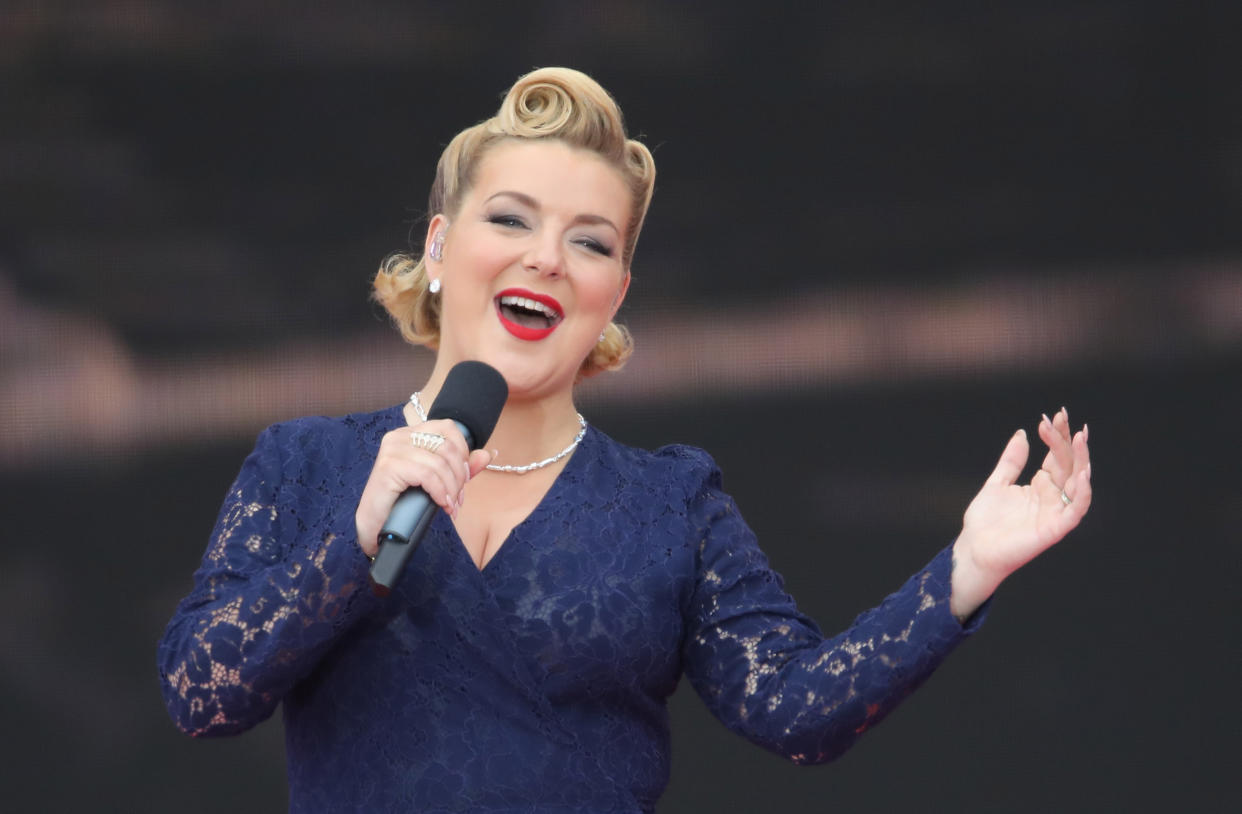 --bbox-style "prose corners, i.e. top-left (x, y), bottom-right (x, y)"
top-left (373, 67), bottom-right (655, 377)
